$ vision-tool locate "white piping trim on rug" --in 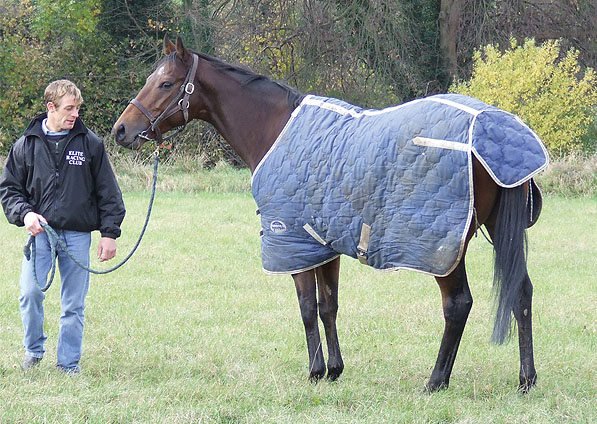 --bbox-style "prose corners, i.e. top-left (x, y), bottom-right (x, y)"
top-left (262, 254), bottom-right (341, 275)
top-left (413, 137), bottom-right (471, 151)
top-left (301, 95), bottom-right (426, 118)
top-left (426, 97), bottom-right (482, 116)
top-left (459, 116), bottom-right (477, 271)
top-left (302, 94), bottom-right (490, 121)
